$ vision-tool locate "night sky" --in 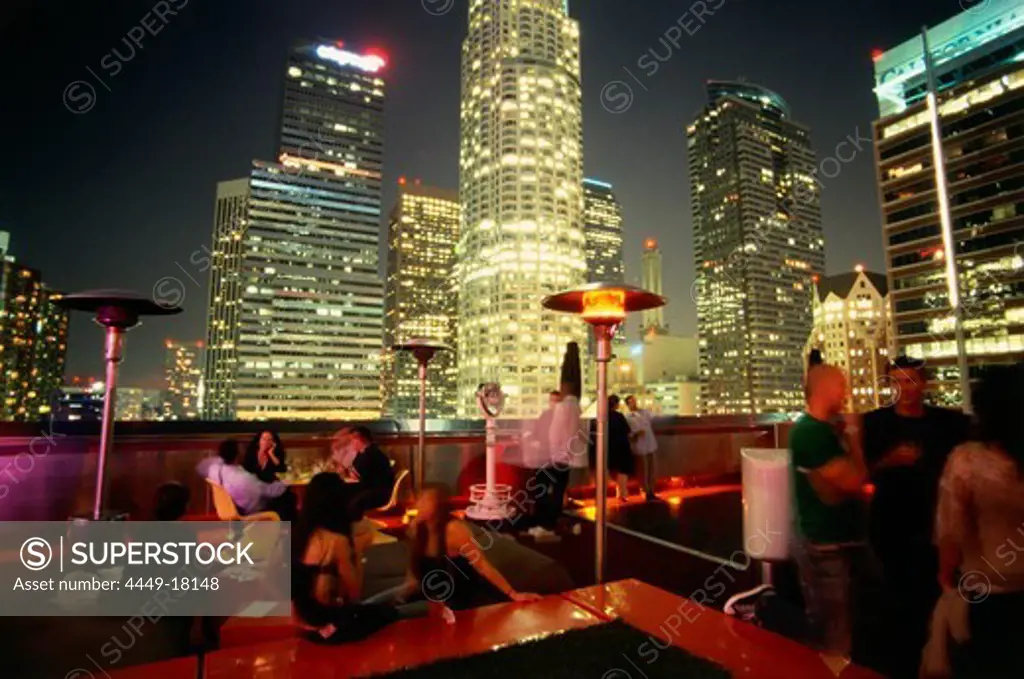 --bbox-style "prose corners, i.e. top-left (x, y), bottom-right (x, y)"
top-left (0, 0), bottom-right (966, 387)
